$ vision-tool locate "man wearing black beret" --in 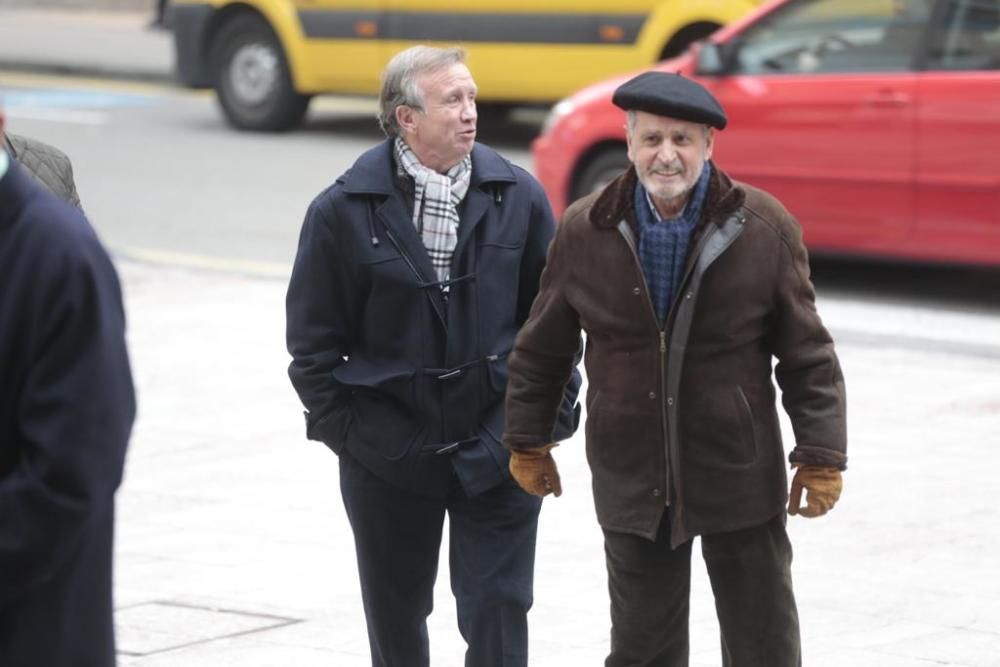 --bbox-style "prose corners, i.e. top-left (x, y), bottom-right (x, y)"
top-left (503, 70), bottom-right (847, 665)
